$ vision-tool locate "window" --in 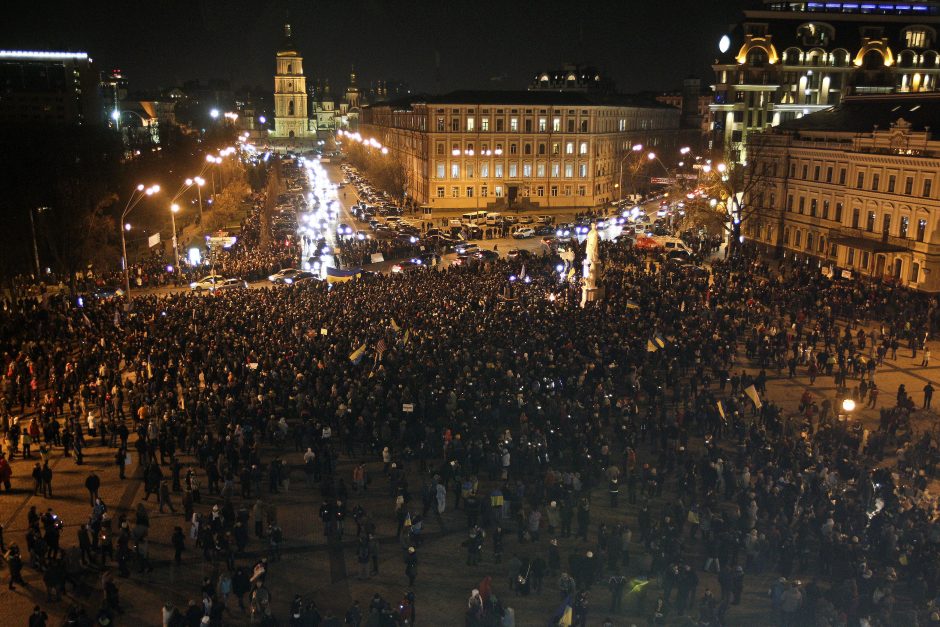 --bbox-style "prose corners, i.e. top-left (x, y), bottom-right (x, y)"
top-left (552, 117), bottom-right (561, 131)
top-left (495, 185), bottom-right (503, 197)
top-left (509, 143), bottom-right (518, 155)
top-left (856, 172), bottom-right (865, 189)
top-left (451, 163), bottom-right (460, 178)
top-left (451, 118), bottom-right (460, 132)
top-left (496, 118), bottom-right (504, 132)
top-left (866, 210), bottom-right (876, 232)
top-left (900, 216), bottom-right (910, 238)
top-left (787, 195), bottom-right (794, 211)
top-left (466, 186), bottom-right (474, 198)
top-left (436, 143), bottom-right (445, 155)
top-left (564, 185), bottom-right (572, 196)
top-left (538, 143), bottom-right (546, 155)
top-left (466, 164), bottom-right (474, 178)
top-left (524, 119), bottom-right (532, 132)
top-left (536, 186), bottom-right (544, 197)
top-left (852, 207), bottom-right (860, 228)
top-left (789, 163), bottom-right (796, 178)
top-left (905, 177), bottom-right (914, 194)
top-left (826, 167), bottom-right (833, 183)
top-left (510, 117), bottom-right (519, 132)
top-left (481, 117), bottom-right (489, 131)
top-left (806, 232), bottom-right (814, 251)
top-left (481, 163), bottom-right (489, 178)
top-left (882, 214), bottom-right (891, 234)
top-left (523, 163), bottom-right (532, 177)
top-left (810, 198), bottom-right (817, 217)
top-left (847, 248), bottom-right (855, 266)
top-left (565, 142), bottom-right (574, 155)
top-left (798, 197), bottom-right (805, 214)
top-left (918, 218), bottom-right (927, 242)
top-left (509, 163), bottom-right (518, 177)
top-left (872, 174), bottom-right (880, 191)
top-left (578, 185), bottom-right (586, 196)
top-left (451, 186), bottom-right (459, 198)
top-left (839, 169), bottom-right (846, 185)
top-left (495, 163), bottom-right (504, 178)
top-left (580, 120), bottom-right (588, 132)
top-left (795, 230), bottom-right (802, 247)
top-left (466, 116), bottom-right (475, 132)
top-left (888, 175), bottom-right (896, 193)
top-left (906, 28), bottom-right (928, 48)
top-left (770, 192), bottom-right (776, 208)
top-left (784, 228), bottom-right (791, 245)
top-left (802, 165), bottom-right (808, 179)
top-left (536, 163), bottom-right (546, 177)
top-left (524, 144), bottom-right (532, 155)
top-left (436, 117), bottom-right (445, 131)
top-left (911, 262), bottom-right (921, 283)
top-left (822, 199), bottom-right (830, 219)
top-left (579, 142), bottom-right (588, 155)
top-left (567, 119), bottom-right (575, 132)
top-left (564, 163), bottom-right (574, 178)
top-left (579, 163), bottom-right (588, 178)
top-left (835, 203), bottom-right (843, 223)
top-left (814, 166), bottom-right (820, 181)
top-left (481, 186), bottom-right (488, 197)
top-left (551, 142), bottom-right (560, 155)
top-left (538, 118), bottom-right (547, 132)
top-left (550, 185), bottom-right (558, 197)
top-left (436, 163), bottom-right (446, 179)
top-left (551, 163), bottom-right (560, 177)
top-left (436, 186), bottom-right (445, 198)
top-left (924, 179), bottom-right (933, 197)
top-left (861, 251), bottom-right (870, 270)
top-left (830, 243), bottom-right (838, 258)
